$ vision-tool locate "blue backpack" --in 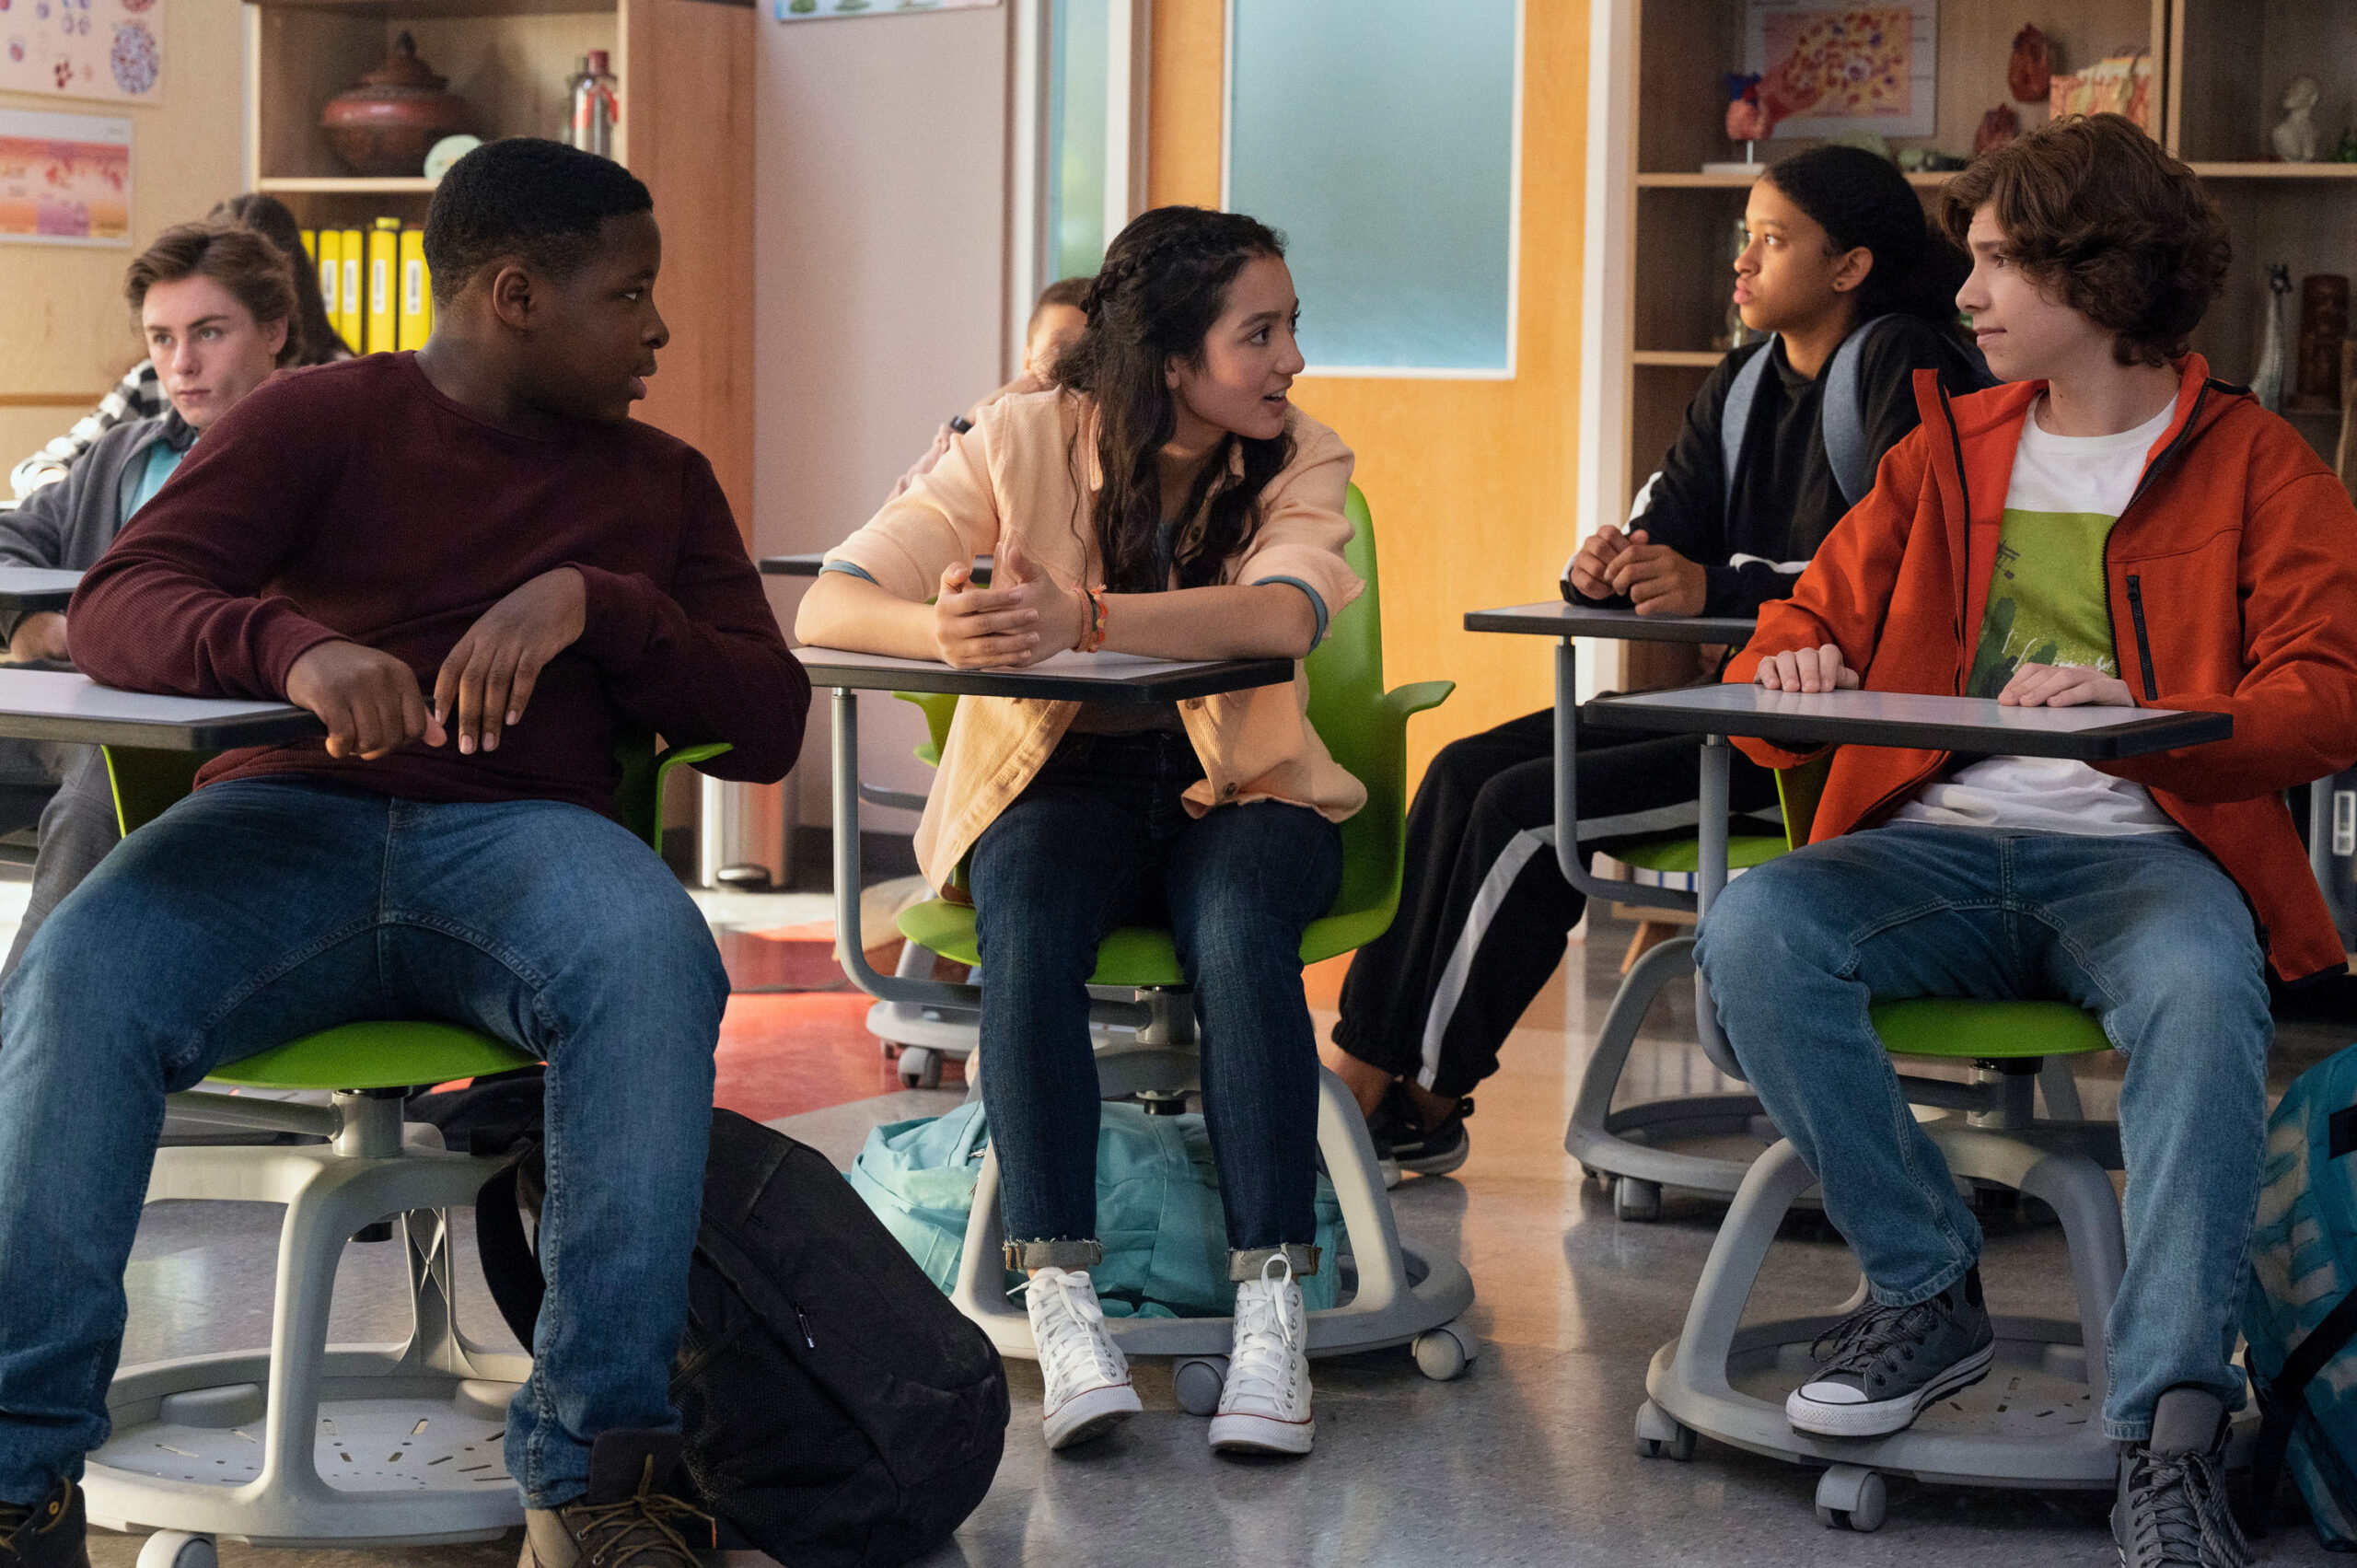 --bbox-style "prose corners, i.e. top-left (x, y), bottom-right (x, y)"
top-left (2242, 1042), bottom-right (2357, 1546)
